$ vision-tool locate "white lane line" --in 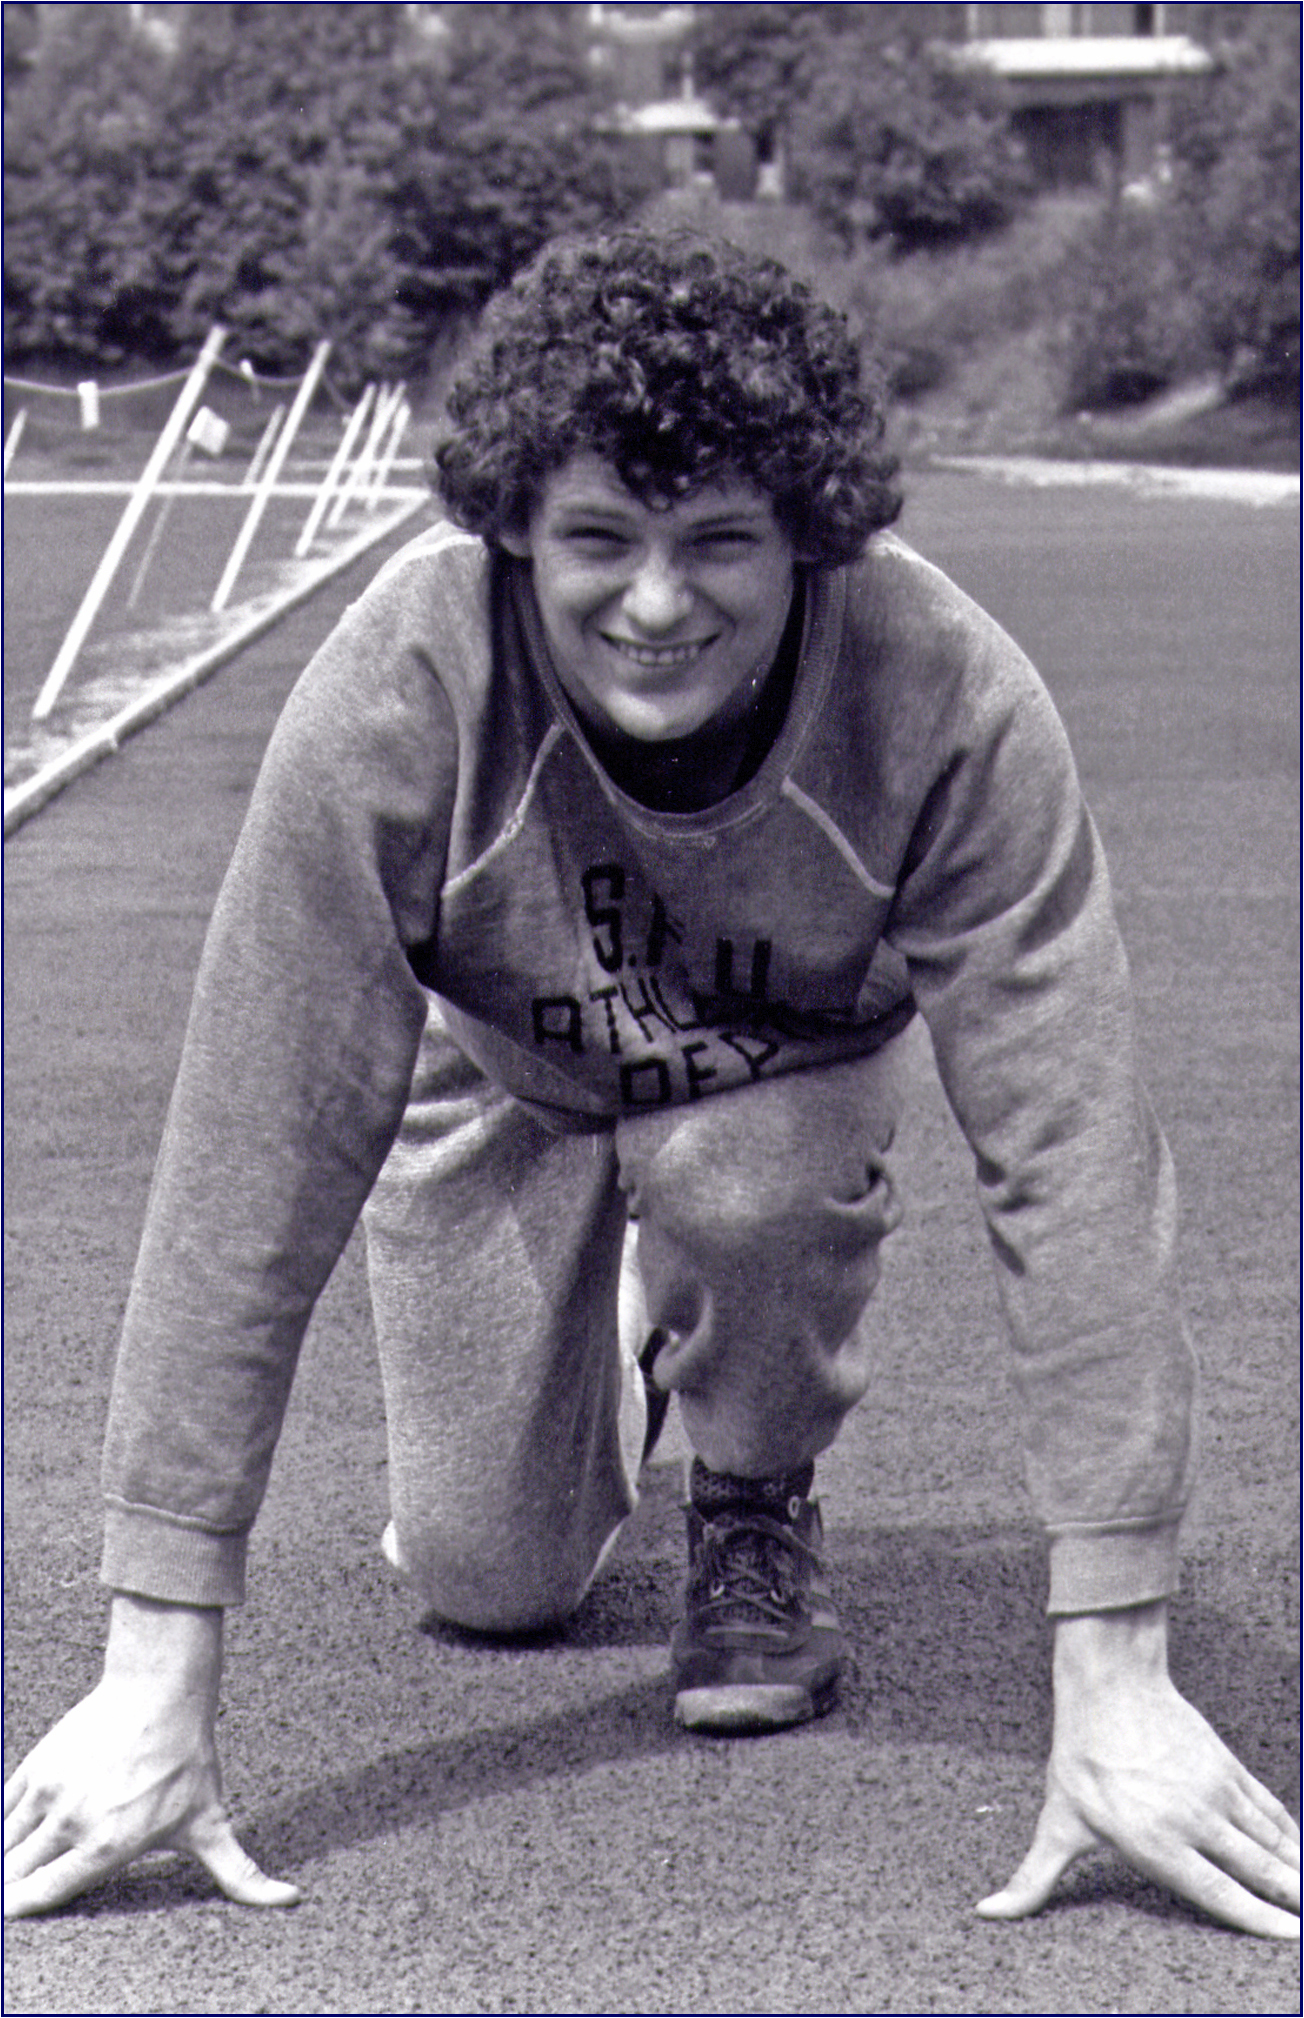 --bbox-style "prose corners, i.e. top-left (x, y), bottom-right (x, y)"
top-left (932, 455), bottom-right (1299, 507)
top-left (5, 479), bottom-right (428, 498)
